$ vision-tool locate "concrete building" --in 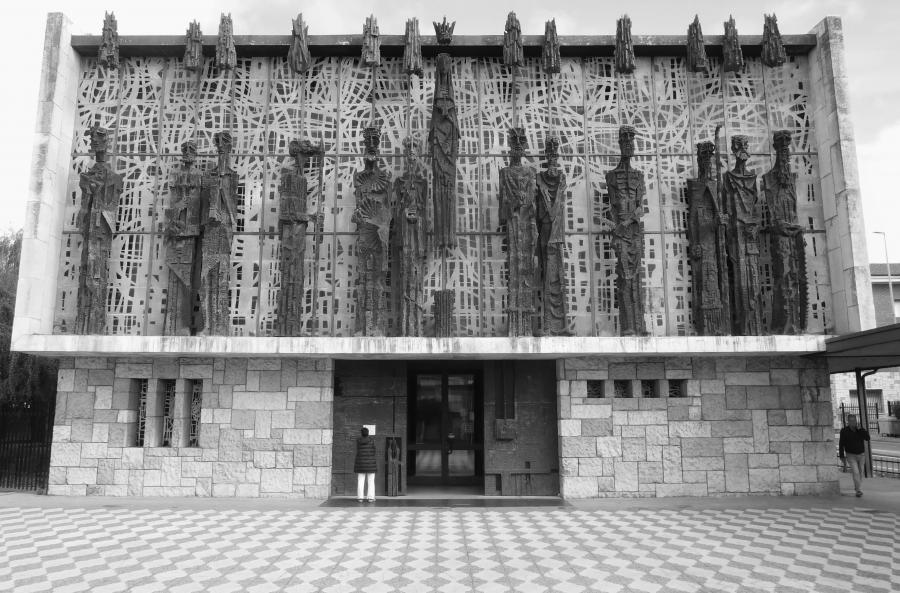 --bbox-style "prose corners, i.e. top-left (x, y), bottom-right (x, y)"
top-left (13, 13), bottom-right (872, 498)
